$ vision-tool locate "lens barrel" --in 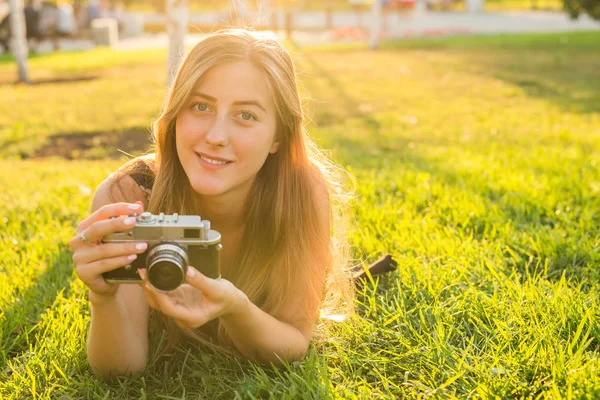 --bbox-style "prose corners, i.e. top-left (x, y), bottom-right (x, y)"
top-left (146, 243), bottom-right (189, 291)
